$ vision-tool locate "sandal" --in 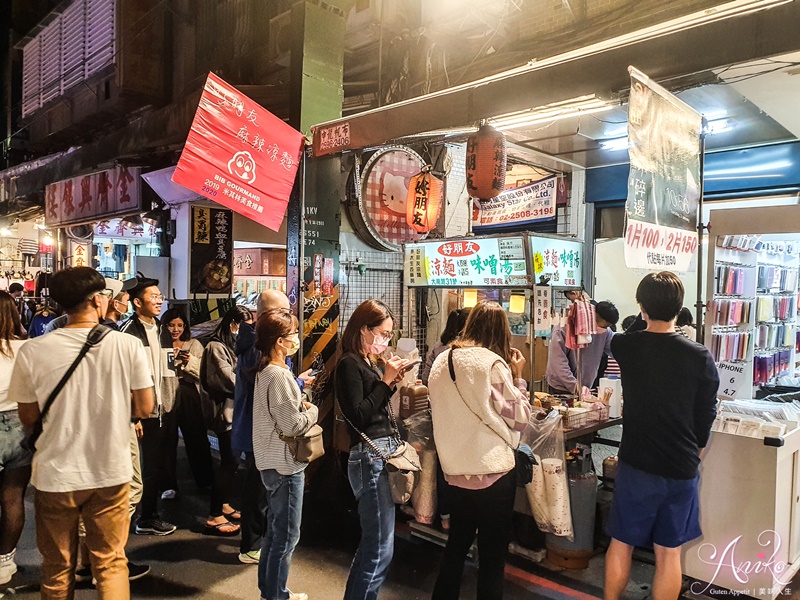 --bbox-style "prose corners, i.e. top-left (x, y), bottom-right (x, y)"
top-left (222, 509), bottom-right (241, 522)
top-left (204, 520), bottom-right (240, 537)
